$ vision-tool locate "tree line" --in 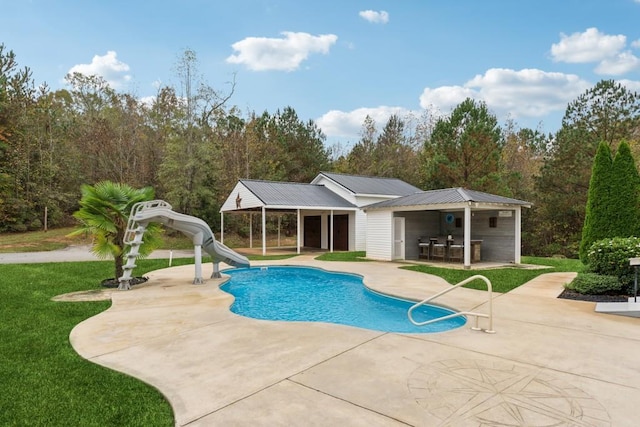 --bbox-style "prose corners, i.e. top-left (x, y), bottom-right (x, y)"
top-left (1, 44), bottom-right (639, 258)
